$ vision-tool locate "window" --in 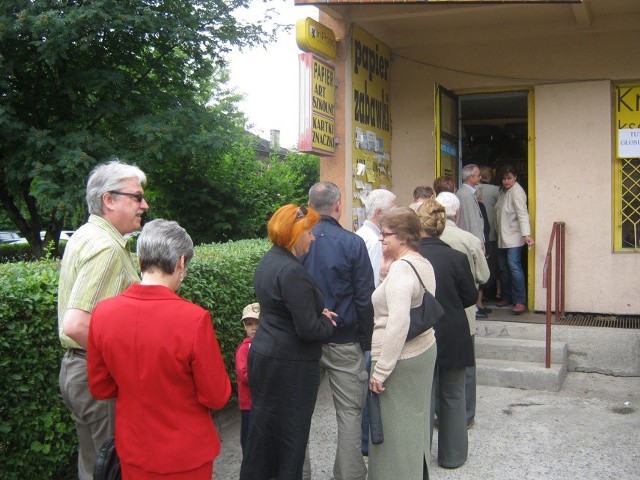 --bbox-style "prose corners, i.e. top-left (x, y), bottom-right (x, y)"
top-left (614, 84), bottom-right (640, 251)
